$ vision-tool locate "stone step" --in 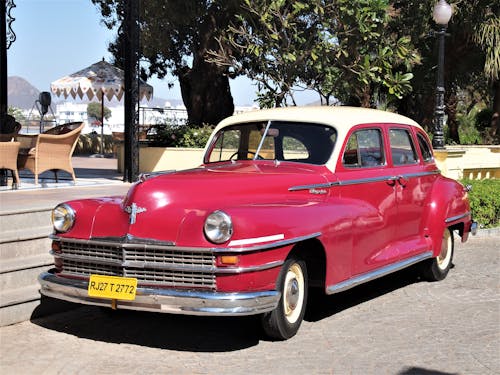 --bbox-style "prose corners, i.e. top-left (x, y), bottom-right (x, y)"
top-left (0, 208), bottom-right (52, 243)
top-left (0, 253), bottom-right (53, 274)
top-left (0, 236), bottom-right (51, 260)
top-left (0, 262), bottom-right (52, 291)
top-left (0, 284), bottom-right (40, 308)
top-left (0, 299), bottom-right (41, 326)
top-left (0, 225), bottom-right (53, 245)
